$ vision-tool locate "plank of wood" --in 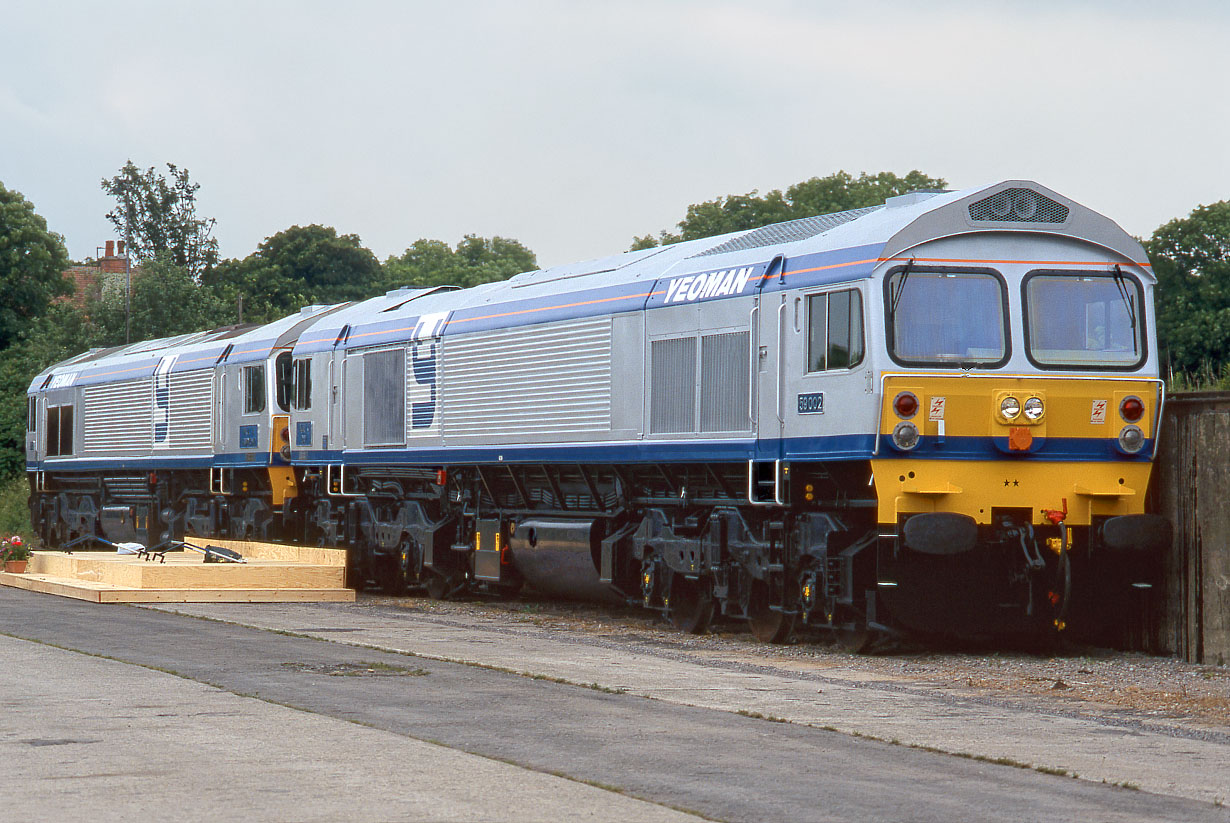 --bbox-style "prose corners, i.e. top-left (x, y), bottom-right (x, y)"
top-left (1, 572), bottom-right (354, 604)
top-left (197, 538), bottom-right (348, 566)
